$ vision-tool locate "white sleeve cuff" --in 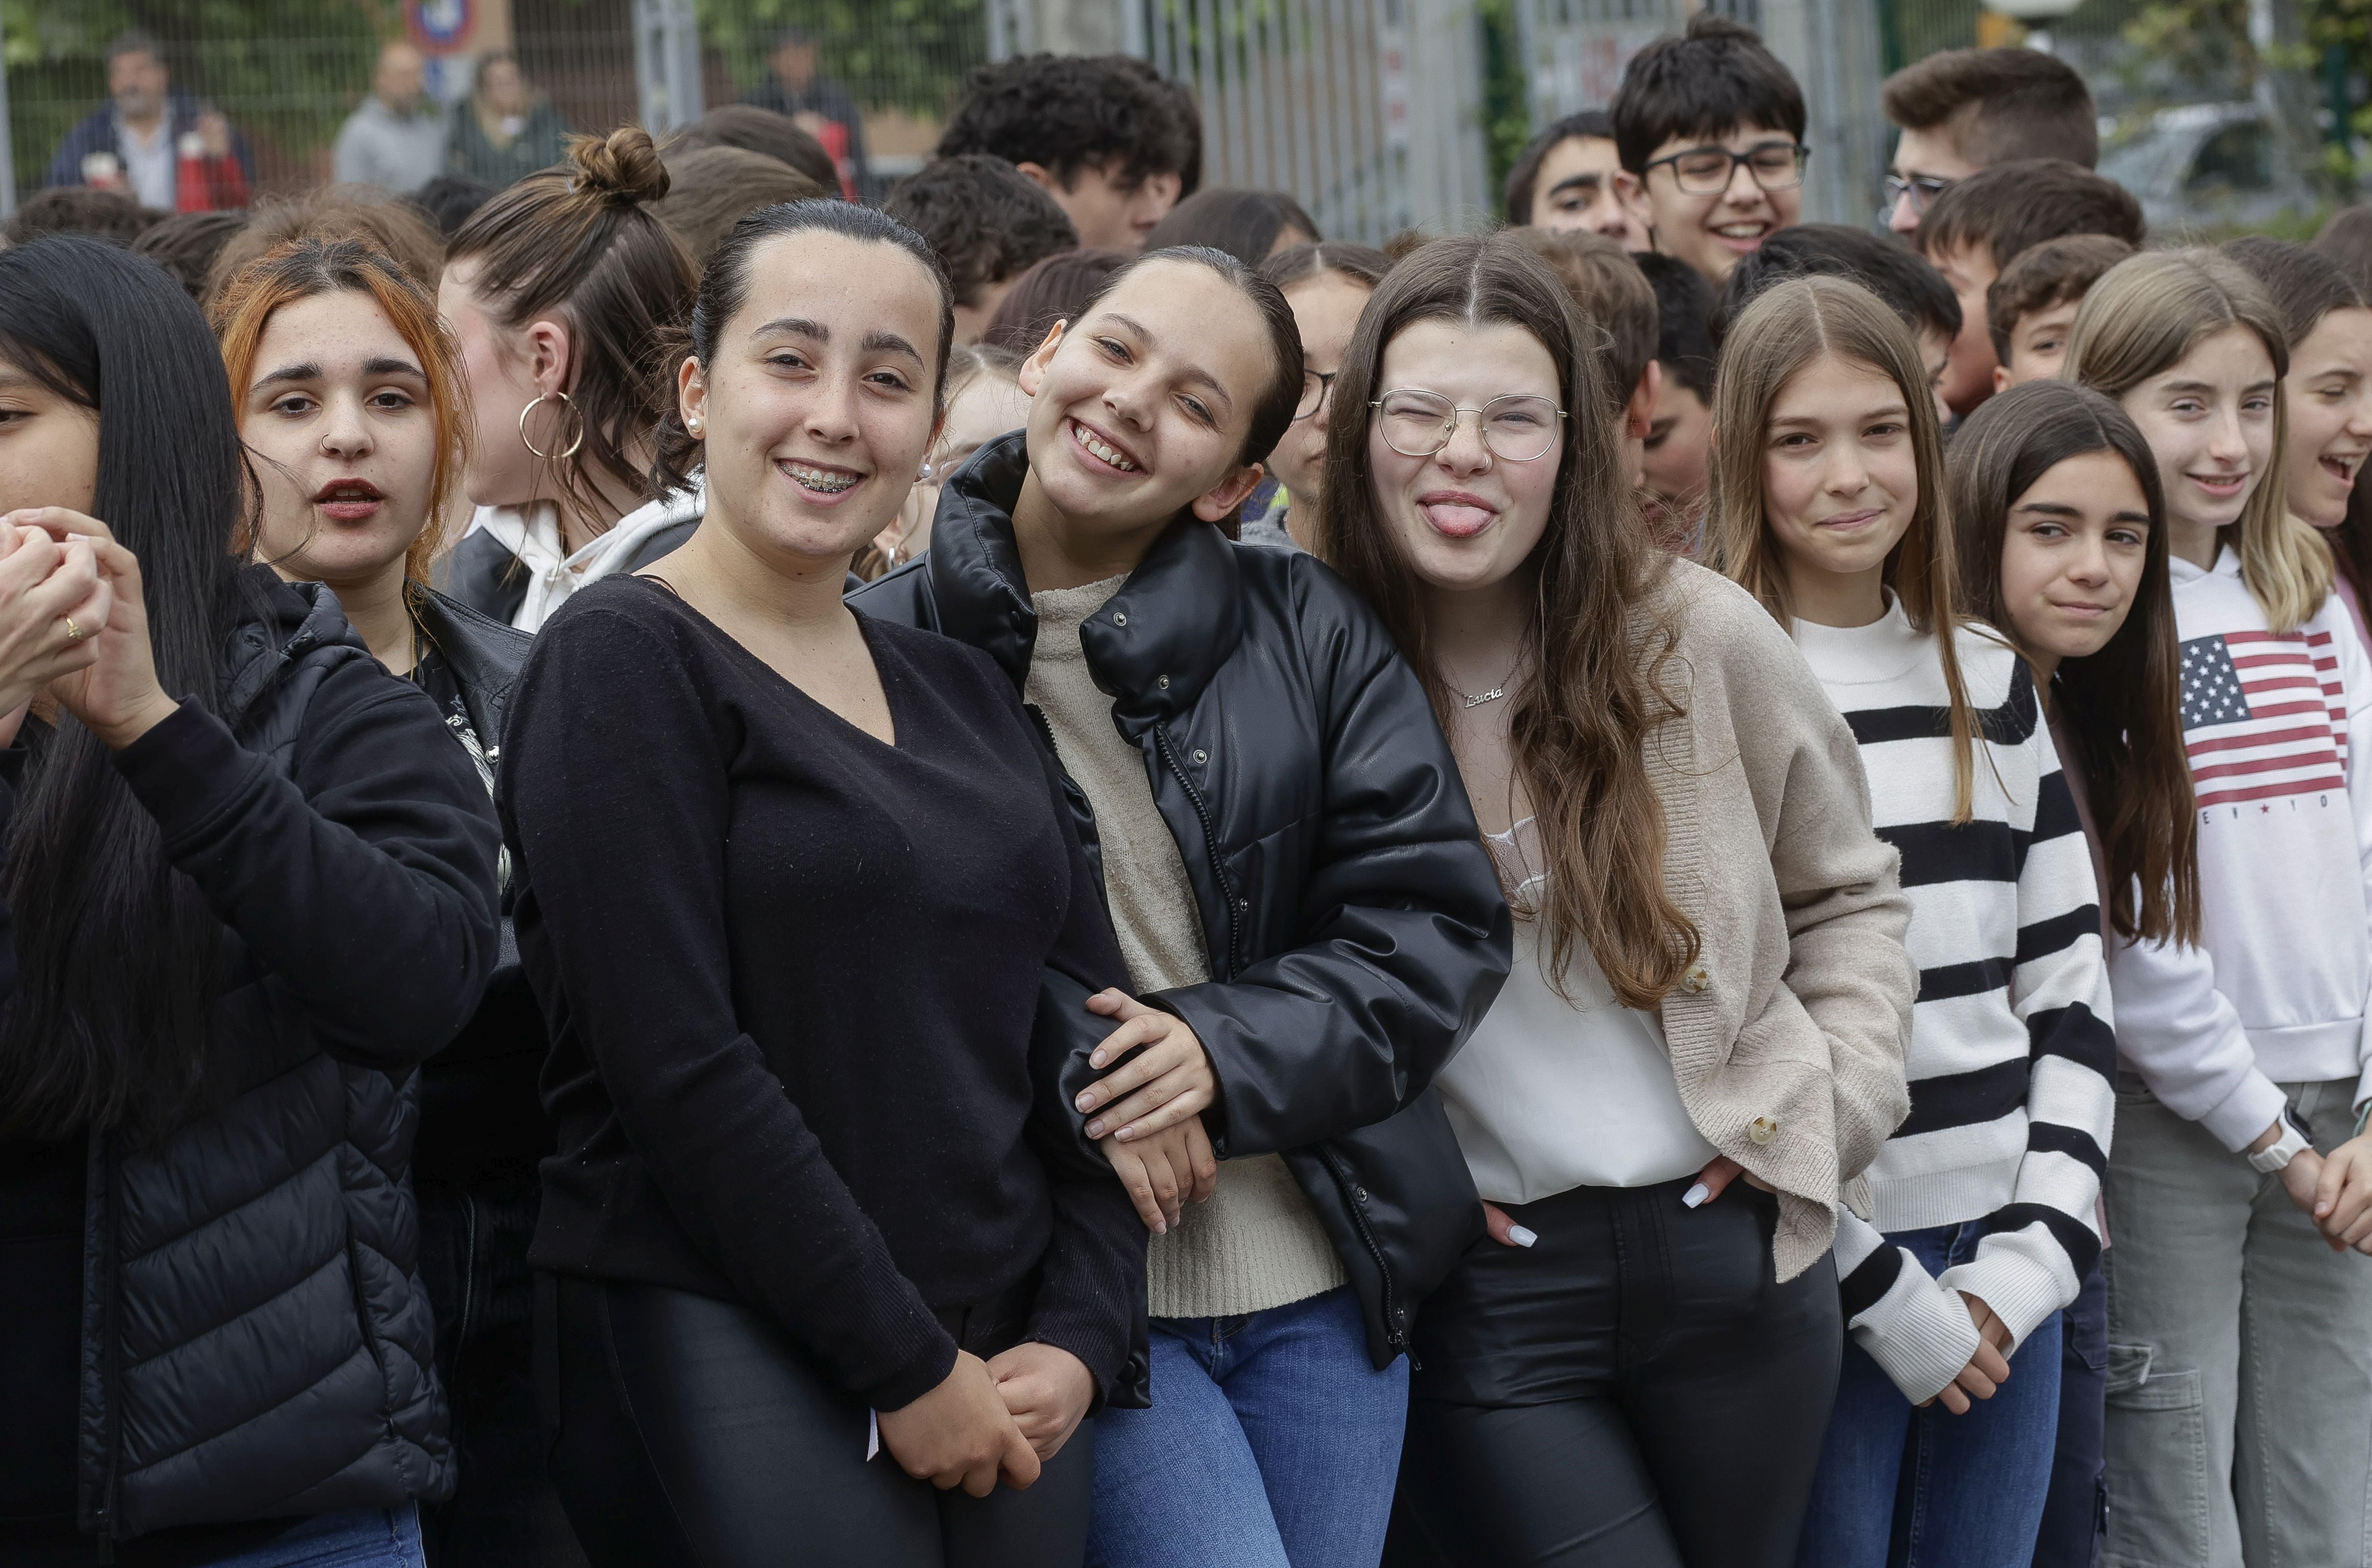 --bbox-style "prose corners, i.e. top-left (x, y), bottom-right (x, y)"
top-left (1935, 1247), bottom-right (2072, 1356)
top-left (2200, 1069), bottom-right (2292, 1153)
top-left (1848, 1256), bottom-right (1983, 1405)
